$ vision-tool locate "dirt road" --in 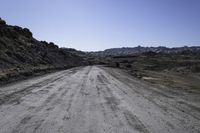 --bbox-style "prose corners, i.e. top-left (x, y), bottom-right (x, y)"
top-left (0, 66), bottom-right (200, 133)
